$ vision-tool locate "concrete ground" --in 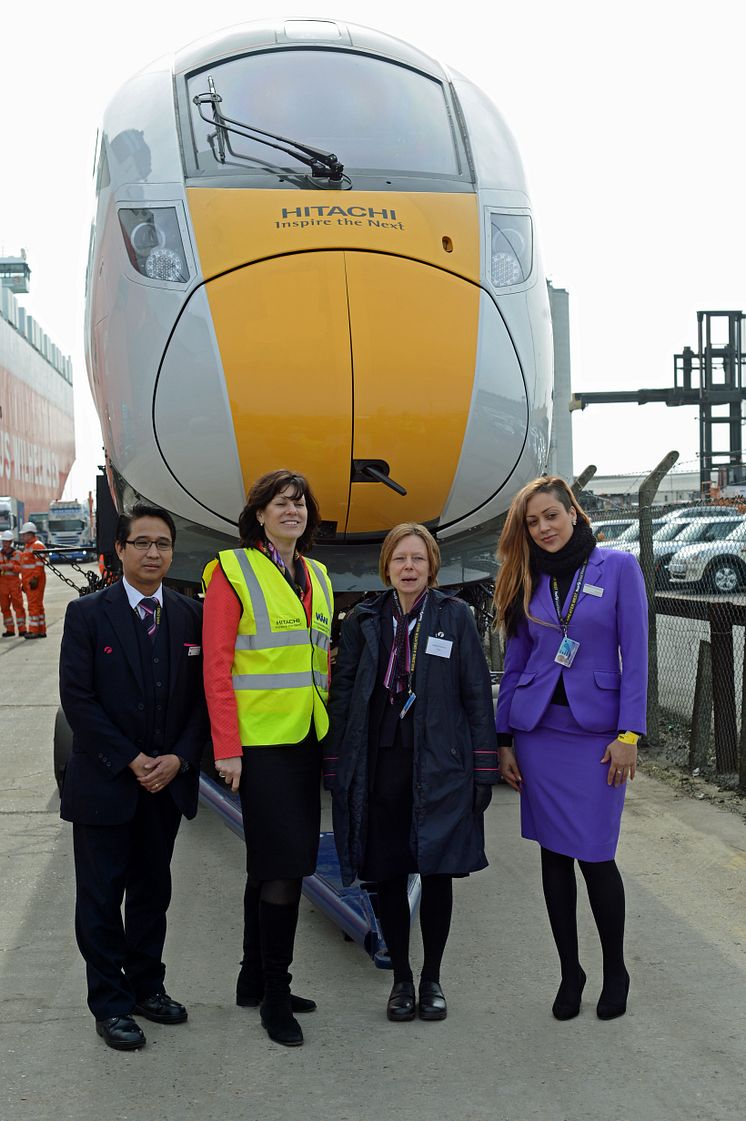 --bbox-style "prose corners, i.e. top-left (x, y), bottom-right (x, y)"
top-left (1, 573), bottom-right (745, 1121)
